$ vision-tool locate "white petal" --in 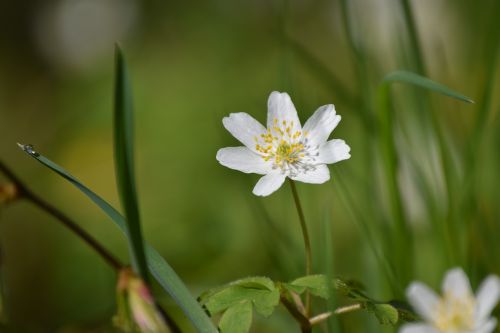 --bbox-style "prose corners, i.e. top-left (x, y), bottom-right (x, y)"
top-left (252, 173), bottom-right (286, 196)
top-left (442, 267), bottom-right (473, 299)
top-left (223, 113), bottom-right (266, 152)
top-left (399, 323), bottom-right (438, 333)
top-left (475, 275), bottom-right (500, 322)
top-left (267, 91), bottom-right (301, 132)
top-left (302, 104), bottom-right (341, 146)
top-left (216, 147), bottom-right (271, 175)
top-left (473, 318), bottom-right (498, 333)
top-left (406, 282), bottom-right (440, 322)
top-left (291, 164), bottom-right (330, 184)
top-left (318, 139), bottom-right (351, 164)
